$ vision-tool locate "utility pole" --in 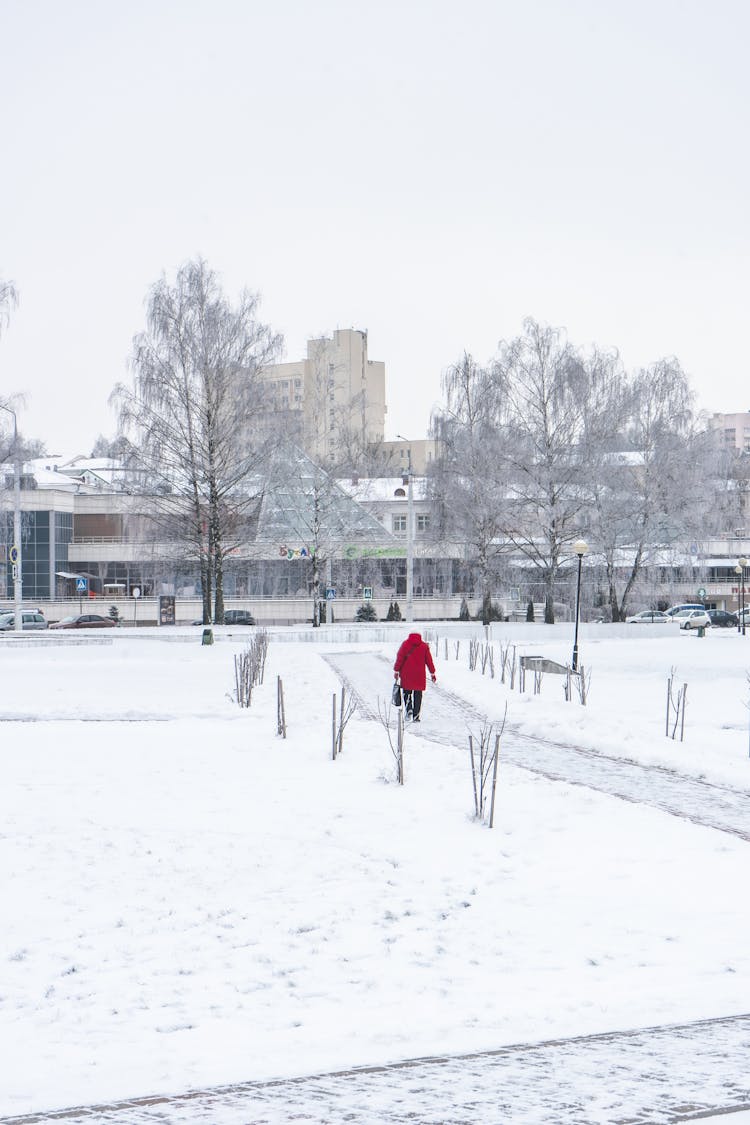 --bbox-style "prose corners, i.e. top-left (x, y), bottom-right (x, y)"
top-left (1, 405), bottom-right (22, 633)
top-left (397, 435), bottom-right (414, 622)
